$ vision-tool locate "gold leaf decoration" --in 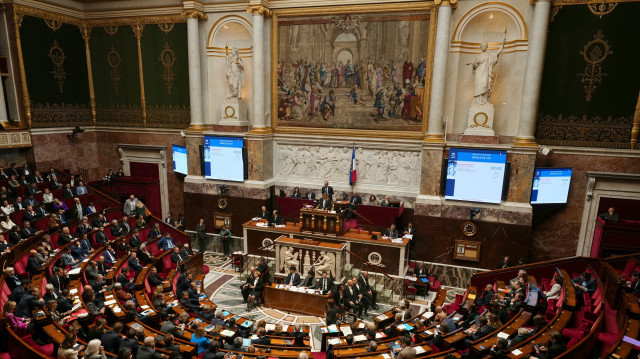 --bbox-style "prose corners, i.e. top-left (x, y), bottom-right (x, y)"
top-left (48, 40), bottom-right (66, 93)
top-left (159, 42), bottom-right (176, 94)
top-left (107, 44), bottom-right (122, 94)
top-left (578, 30), bottom-right (613, 102)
